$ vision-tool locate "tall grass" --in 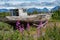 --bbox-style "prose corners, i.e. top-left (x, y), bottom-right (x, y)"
top-left (0, 12), bottom-right (10, 17)
top-left (0, 22), bottom-right (60, 40)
